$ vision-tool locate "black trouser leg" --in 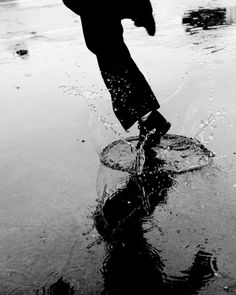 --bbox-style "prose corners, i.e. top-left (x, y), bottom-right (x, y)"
top-left (80, 15), bottom-right (160, 130)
